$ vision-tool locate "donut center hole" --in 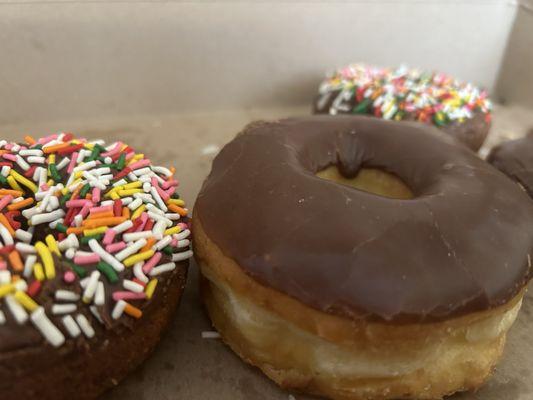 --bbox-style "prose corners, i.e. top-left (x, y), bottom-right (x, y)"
top-left (316, 166), bottom-right (414, 199)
